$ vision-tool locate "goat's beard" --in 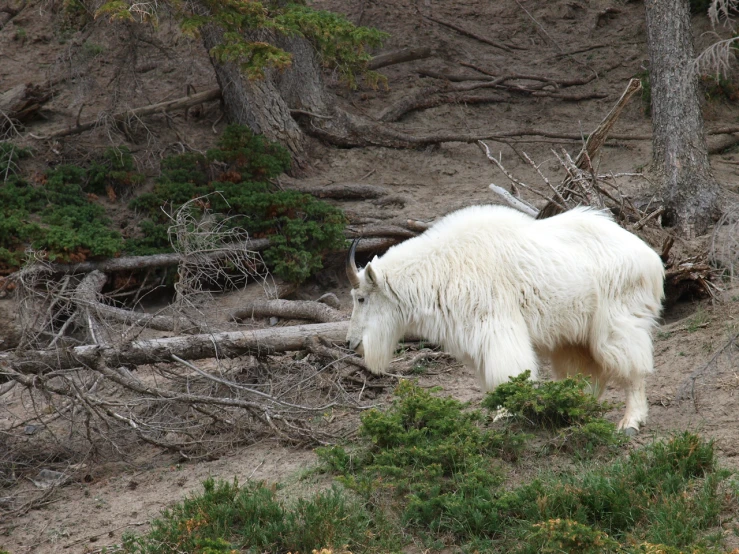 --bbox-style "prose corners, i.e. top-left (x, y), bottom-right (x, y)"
top-left (360, 318), bottom-right (404, 375)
